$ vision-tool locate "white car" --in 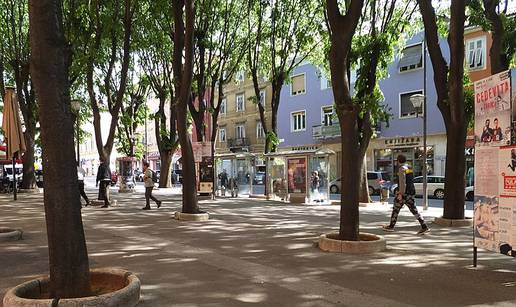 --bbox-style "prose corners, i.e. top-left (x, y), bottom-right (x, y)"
top-left (465, 186), bottom-right (474, 201)
top-left (390, 176), bottom-right (446, 199)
